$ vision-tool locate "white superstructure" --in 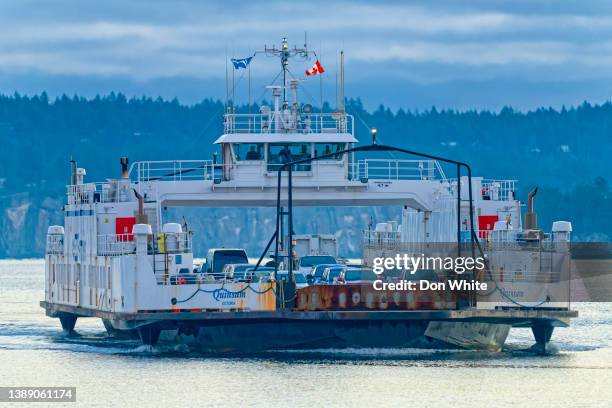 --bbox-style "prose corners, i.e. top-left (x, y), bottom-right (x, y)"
top-left (44, 38), bottom-right (572, 324)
